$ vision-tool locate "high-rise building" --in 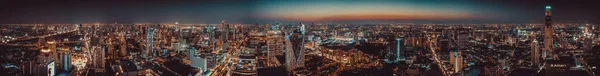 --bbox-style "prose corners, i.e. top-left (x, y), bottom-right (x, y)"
top-left (207, 25), bottom-right (217, 52)
top-left (144, 28), bottom-right (155, 58)
top-left (291, 23), bottom-right (306, 67)
top-left (60, 46), bottom-right (71, 71)
top-left (119, 33), bottom-right (127, 57)
top-left (285, 39), bottom-right (295, 72)
top-left (107, 38), bottom-right (115, 59)
top-left (221, 20), bottom-right (229, 52)
top-left (35, 47), bottom-right (56, 76)
top-left (188, 48), bottom-right (208, 72)
top-left (77, 24), bottom-right (83, 35)
top-left (456, 30), bottom-right (471, 49)
top-left (385, 38), bottom-right (404, 63)
top-left (92, 46), bottom-right (106, 73)
top-left (543, 5), bottom-right (554, 59)
top-left (450, 49), bottom-right (463, 73)
top-left (267, 22), bottom-right (284, 57)
top-left (46, 40), bottom-right (59, 70)
top-left (531, 39), bottom-right (539, 66)
top-left (47, 40), bottom-right (57, 54)
top-left (583, 27), bottom-right (593, 51)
